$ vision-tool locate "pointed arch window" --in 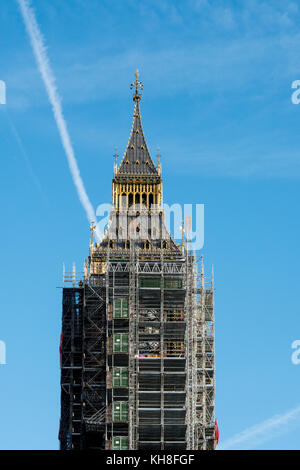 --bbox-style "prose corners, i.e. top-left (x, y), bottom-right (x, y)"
top-left (128, 193), bottom-right (134, 208)
top-left (135, 193), bottom-right (140, 206)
